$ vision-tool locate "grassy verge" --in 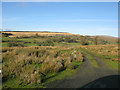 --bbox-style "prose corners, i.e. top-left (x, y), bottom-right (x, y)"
top-left (80, 49), bottom-right (99, 68)
top-left (81, 48), bottom-right (119, 71)
top-left (3, 77), bottom-right (45, 88)
top-left (43, 62), bottom-right (82, 87)
top-left (104, 59), bottom-right (119, 70)
top-left (93, 53), bottom-right (119, 71)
